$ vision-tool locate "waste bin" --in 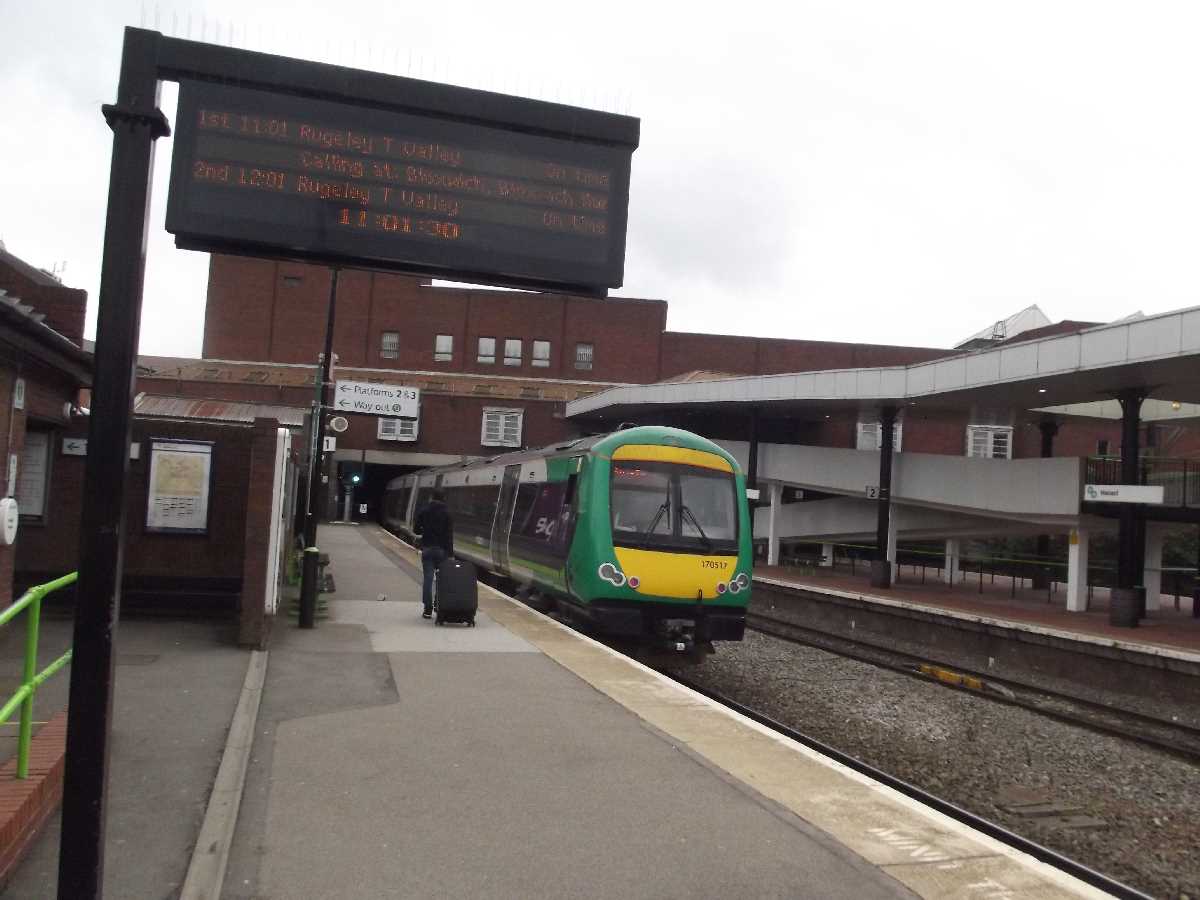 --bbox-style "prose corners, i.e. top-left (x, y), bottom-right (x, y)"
top-left (869, 559), bottom-right (891, 589)
top-left (1109, 587), bottom-right (1141, 627)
